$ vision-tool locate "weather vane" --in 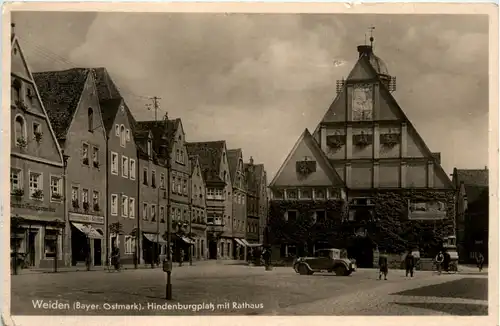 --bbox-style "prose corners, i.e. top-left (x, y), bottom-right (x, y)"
top-left (369, 26), bottom-right (375, 47)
